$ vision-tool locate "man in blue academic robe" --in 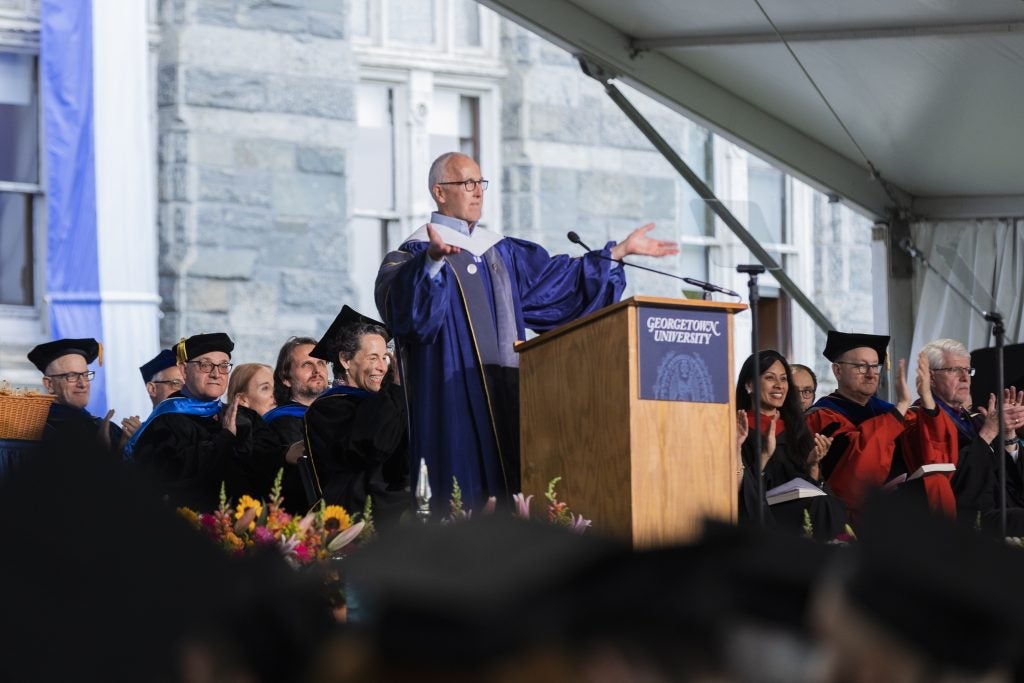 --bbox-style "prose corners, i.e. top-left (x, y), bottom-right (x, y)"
top-left (375, 152), bottom-right (678, 510)
top-left (125, 333), bottom-right (283, 510)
